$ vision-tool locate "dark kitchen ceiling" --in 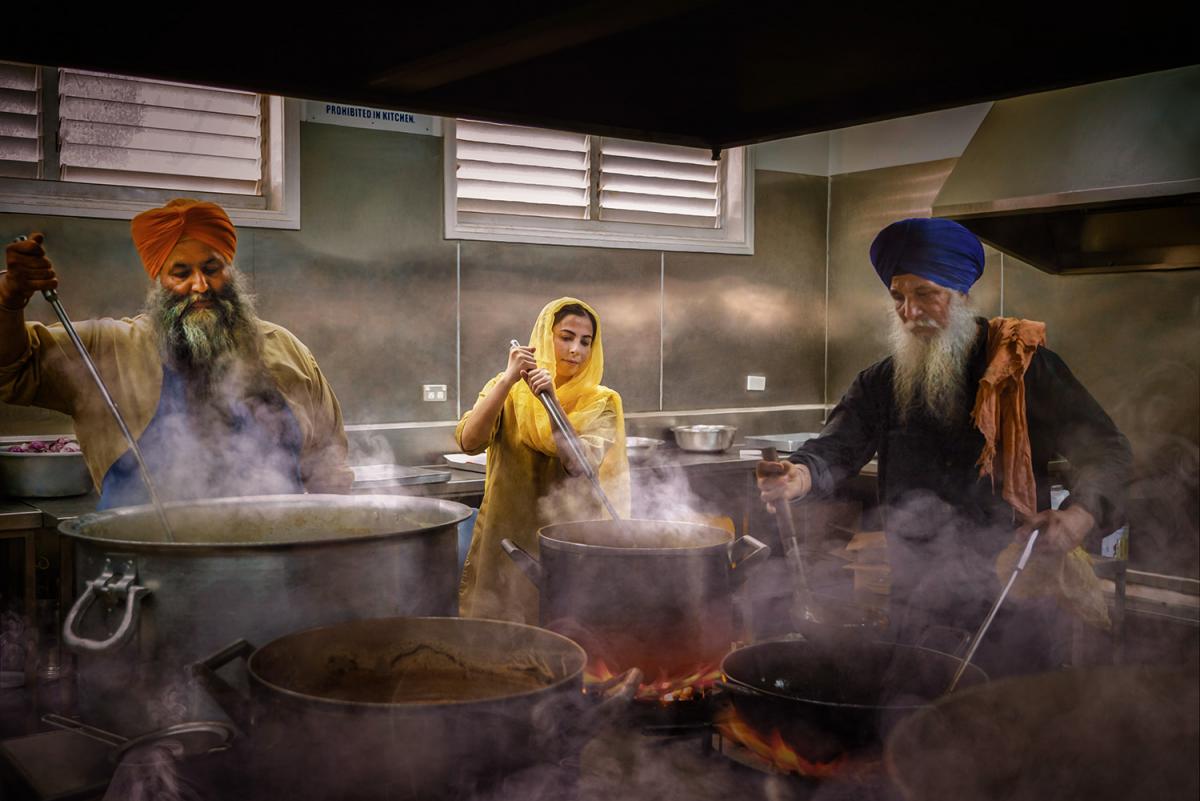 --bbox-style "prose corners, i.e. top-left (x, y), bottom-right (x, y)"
top-left (4, 3), bottom-right (1196, 151)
